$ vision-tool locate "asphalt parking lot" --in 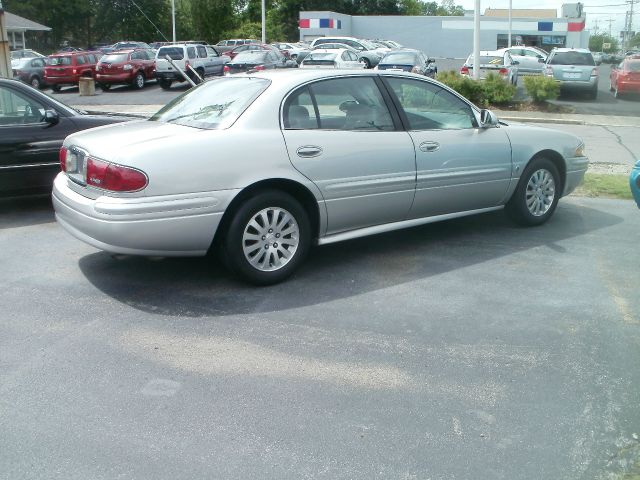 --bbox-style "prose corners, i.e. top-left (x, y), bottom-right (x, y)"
top-left (1, 194), bottom-right (639, 479)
